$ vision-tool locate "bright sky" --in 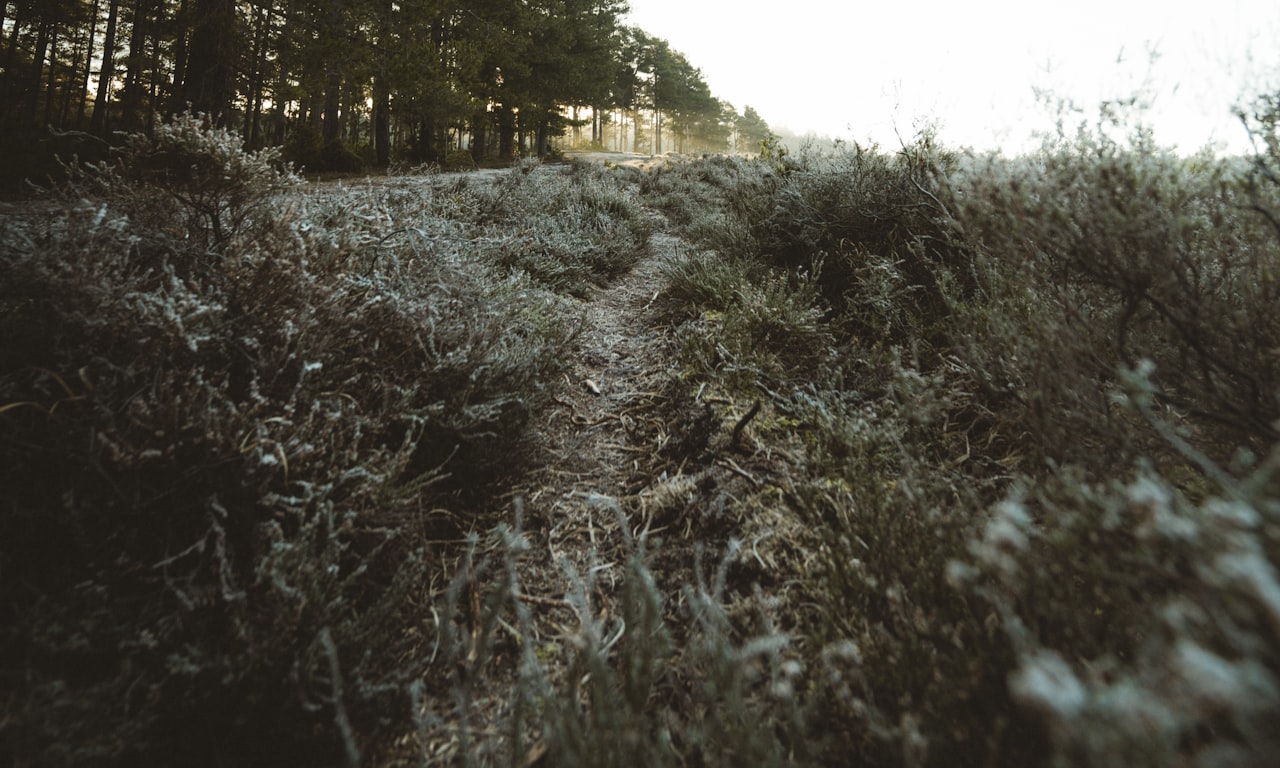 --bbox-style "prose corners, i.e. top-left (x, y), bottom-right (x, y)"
top-left (624, 0), bottom-right (1280, 154)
